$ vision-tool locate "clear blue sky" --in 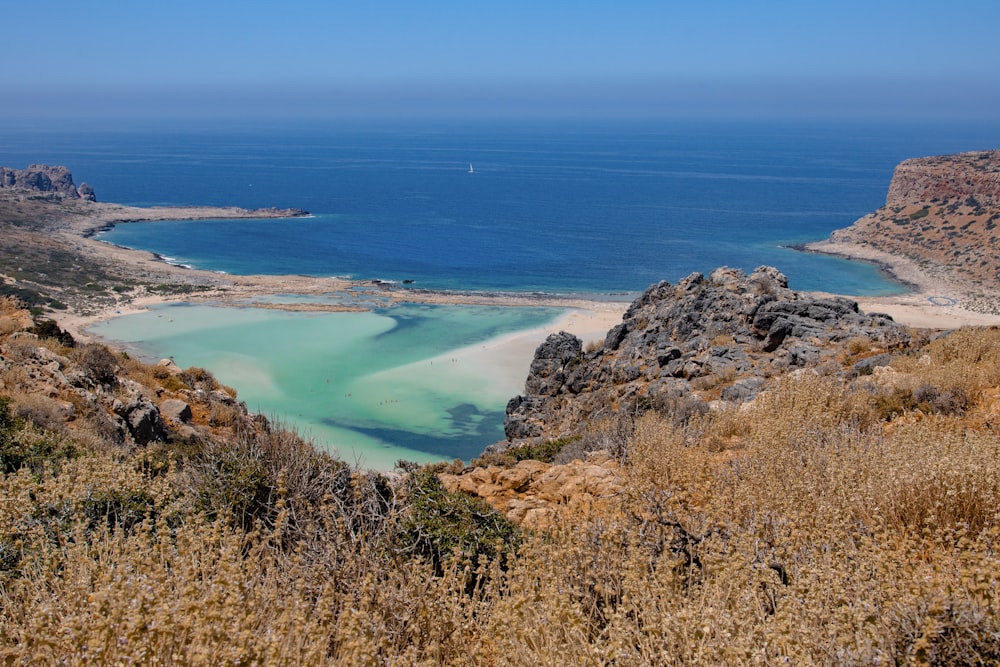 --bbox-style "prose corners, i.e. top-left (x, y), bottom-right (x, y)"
top-left (3, 0), bottom-right (999, 121)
